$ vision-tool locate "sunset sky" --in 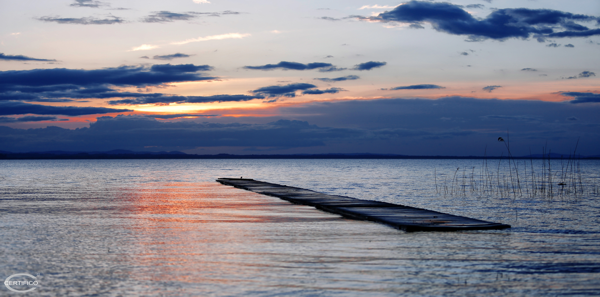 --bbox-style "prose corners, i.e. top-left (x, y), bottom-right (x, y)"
top-left (1, 0), bottom-right (599, 156)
